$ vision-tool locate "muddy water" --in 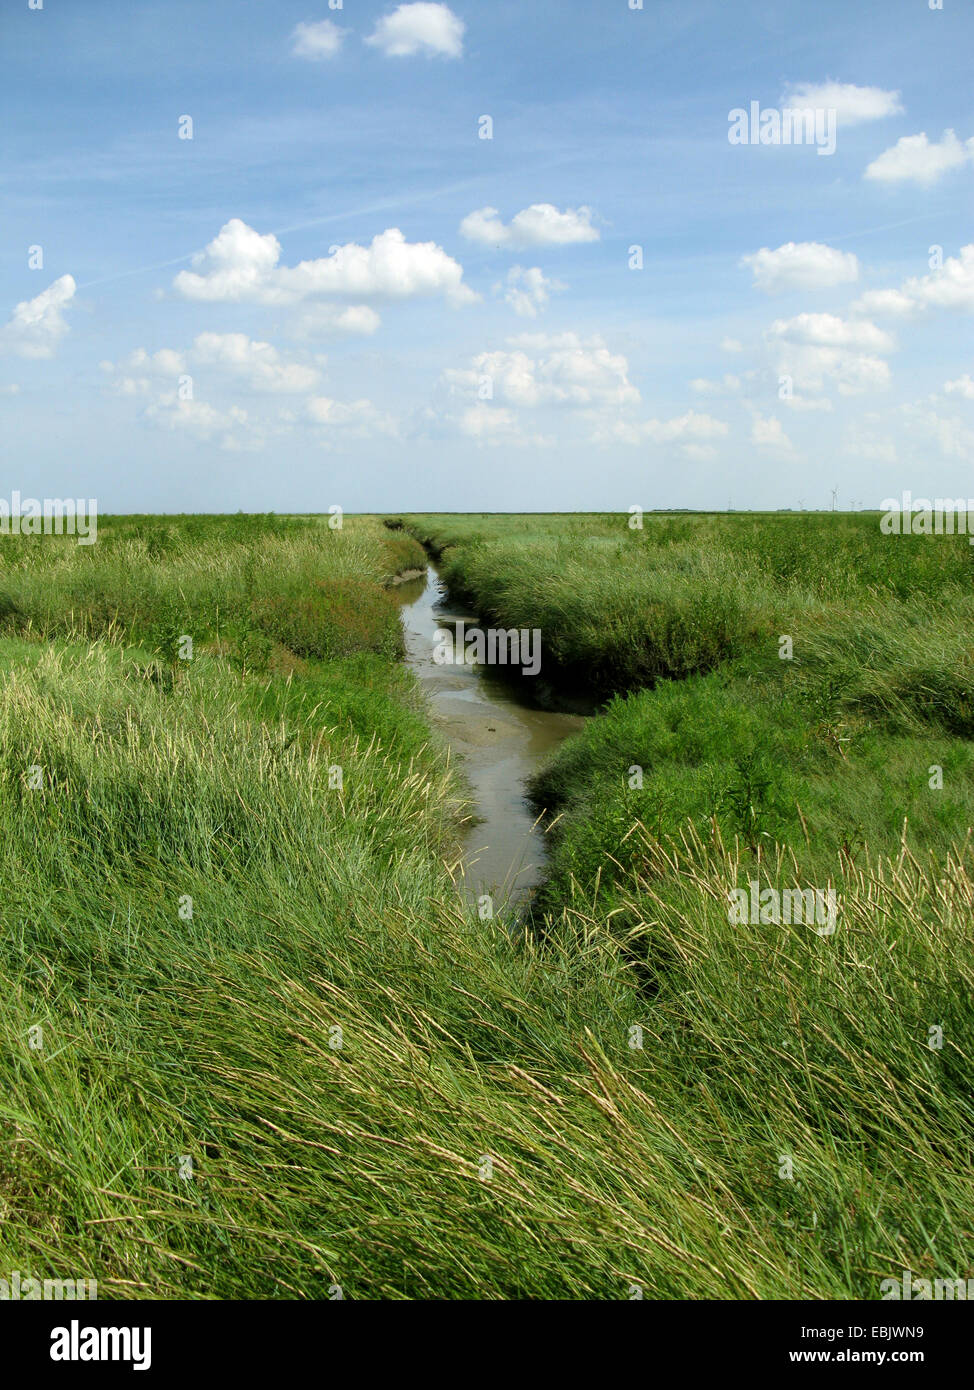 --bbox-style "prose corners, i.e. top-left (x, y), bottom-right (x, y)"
top-left (395, 566), bottom-right (585, 908)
